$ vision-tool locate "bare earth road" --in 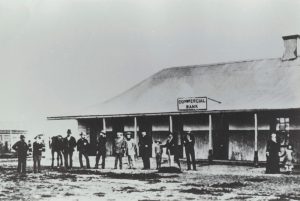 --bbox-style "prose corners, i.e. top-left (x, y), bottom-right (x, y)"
top-left (0, 158), bottom-right (300, 201)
